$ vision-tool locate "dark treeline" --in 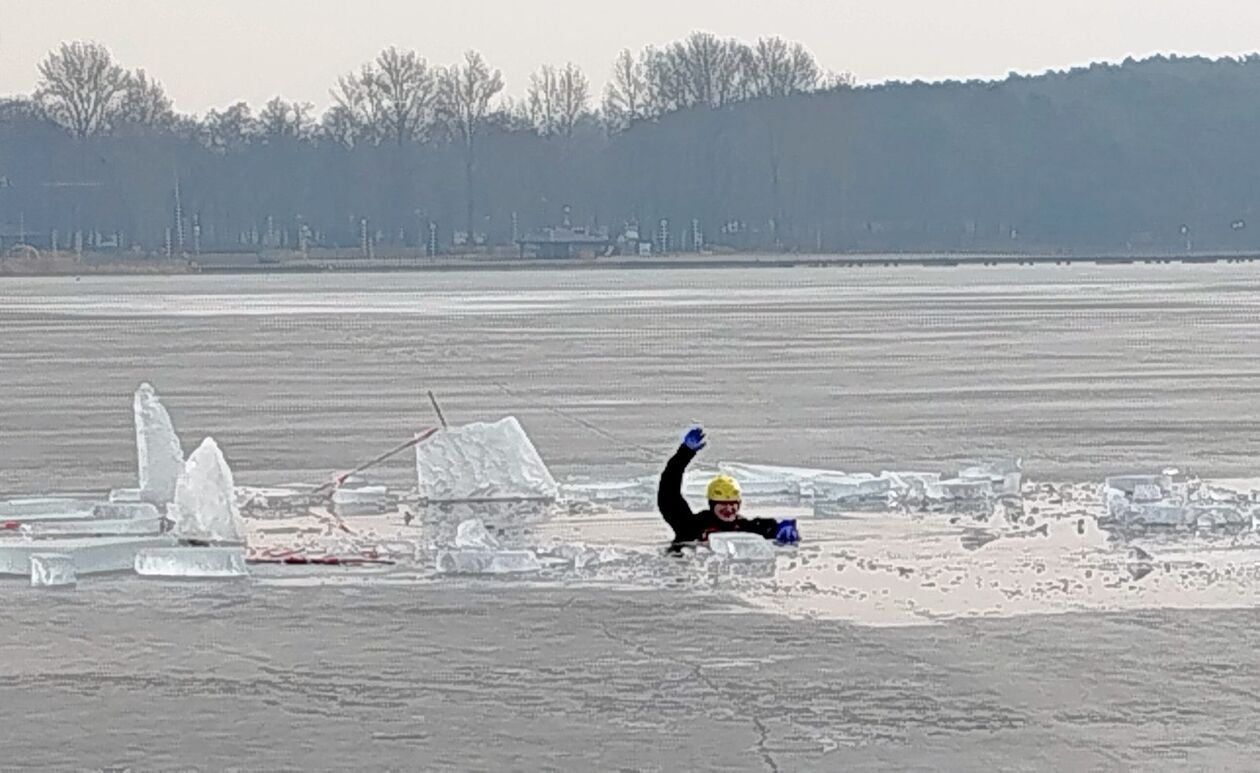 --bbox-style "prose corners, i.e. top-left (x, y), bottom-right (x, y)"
top-left (2, 35), bottom-right (1259, 256)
